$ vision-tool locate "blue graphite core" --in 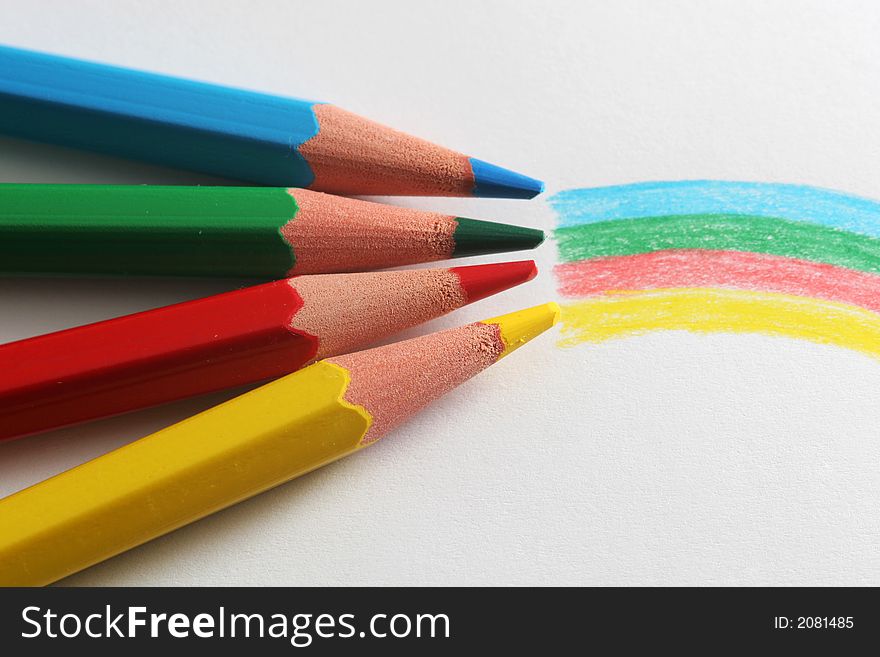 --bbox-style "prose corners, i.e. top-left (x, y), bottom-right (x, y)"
top-left (470, 158), bottom-right (544, 199)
